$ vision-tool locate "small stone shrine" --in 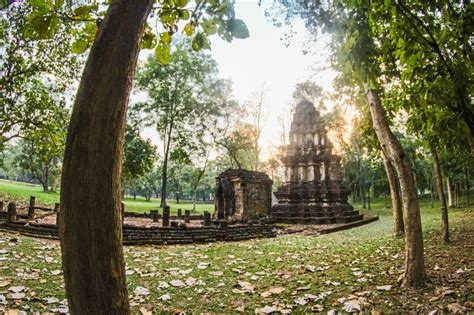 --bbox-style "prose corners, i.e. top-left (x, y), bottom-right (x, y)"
top-left (214, 169), bottom-right (273, 223)
top-left (271, 100), bottom-right (363, 224)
